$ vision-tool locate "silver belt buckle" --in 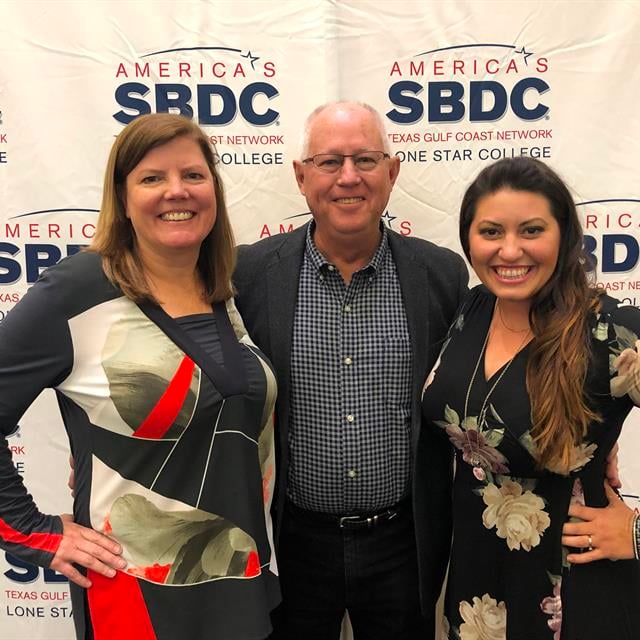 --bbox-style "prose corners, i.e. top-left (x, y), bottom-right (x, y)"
top-left (339, 515), bottom-right (363, 528)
